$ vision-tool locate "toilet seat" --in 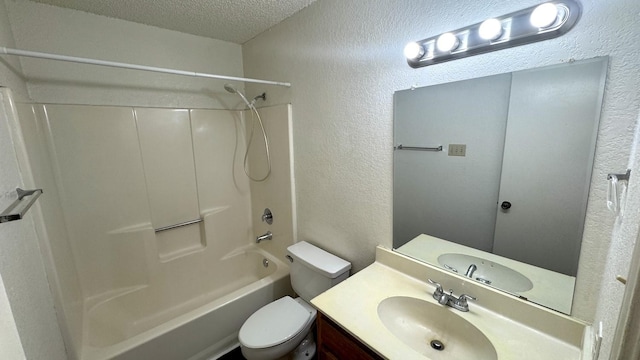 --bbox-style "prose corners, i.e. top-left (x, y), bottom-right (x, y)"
top-left (239, 296), bottom-right (314, 349)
